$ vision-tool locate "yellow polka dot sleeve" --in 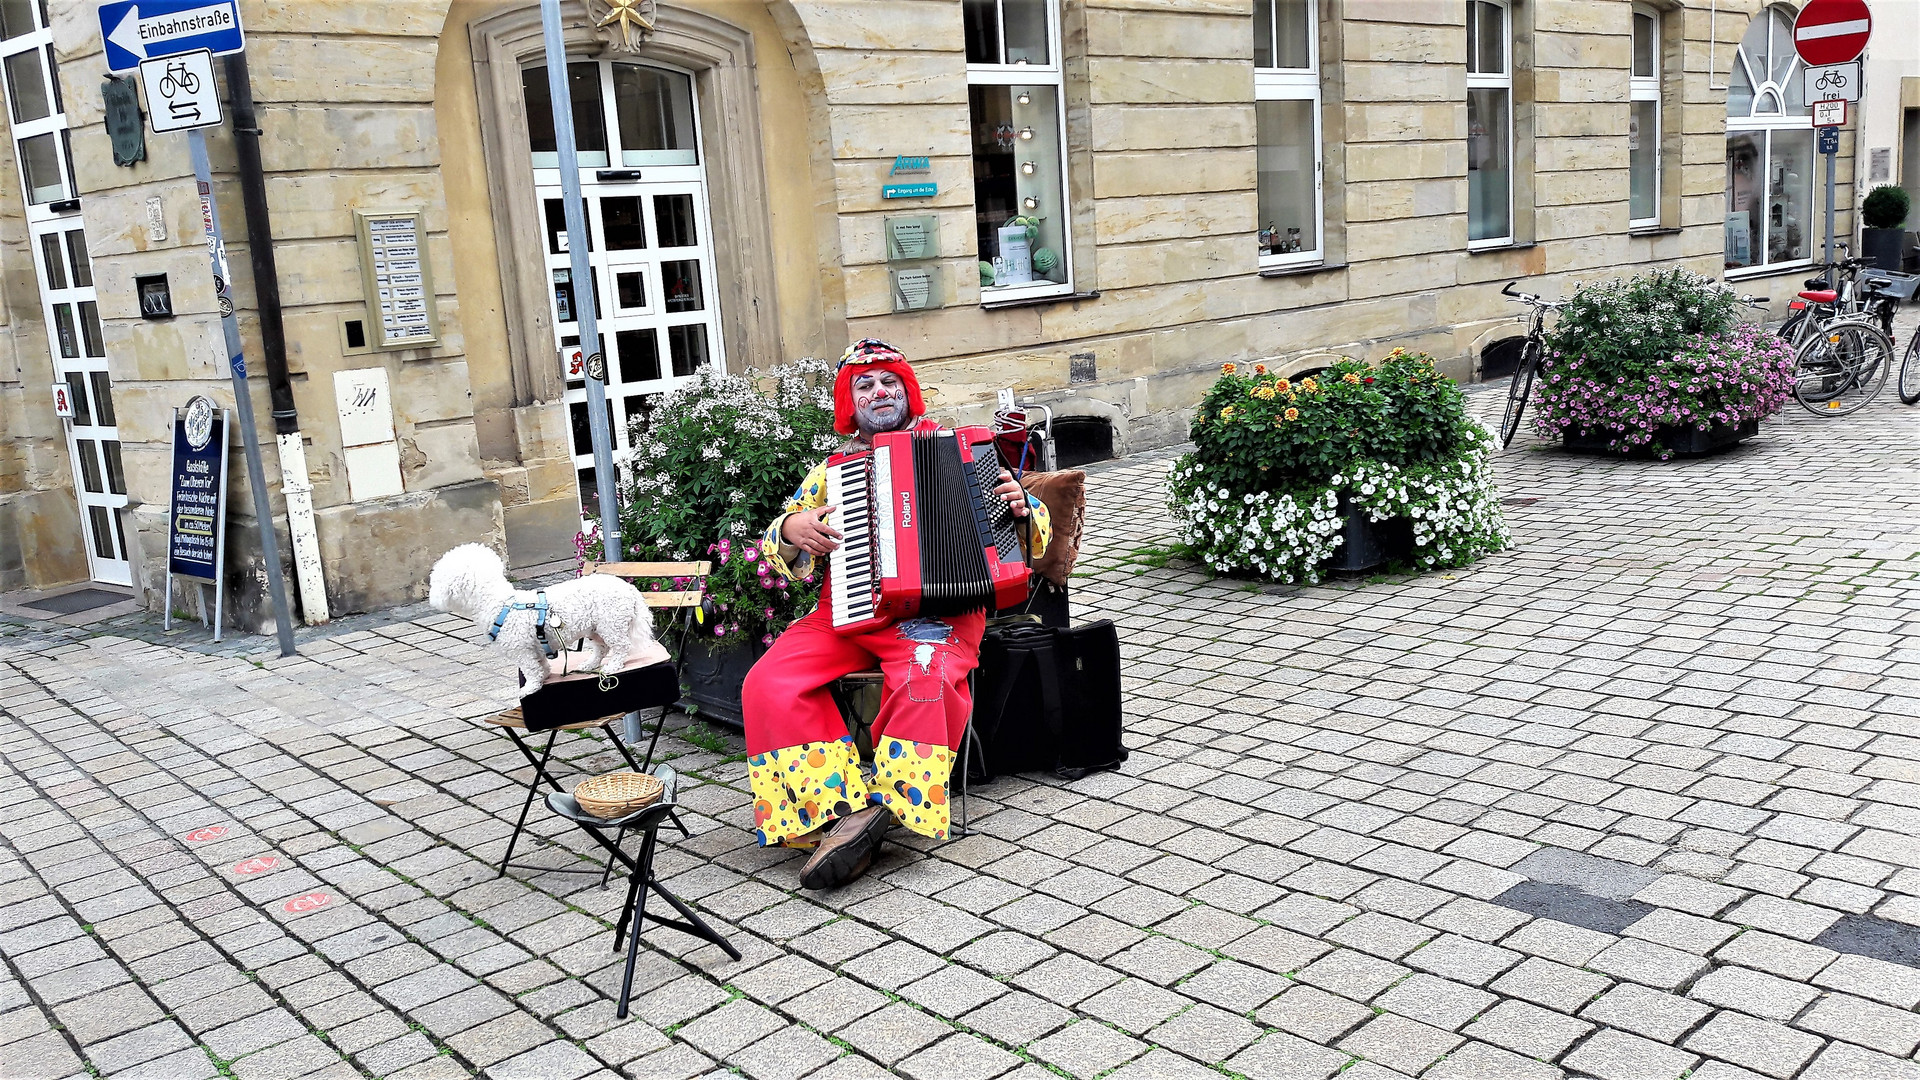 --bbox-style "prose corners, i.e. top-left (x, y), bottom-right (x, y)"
top-left (760, 459), bottom-right (830, 582)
